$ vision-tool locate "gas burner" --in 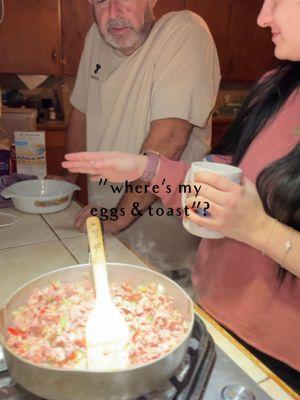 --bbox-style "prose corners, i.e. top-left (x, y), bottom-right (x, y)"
top-left (0, 372), bottom-right (39, 400)
top-left (0, 315), bottom-right (215, 400)
top-left (0, 373), bottom-right (20, 400)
